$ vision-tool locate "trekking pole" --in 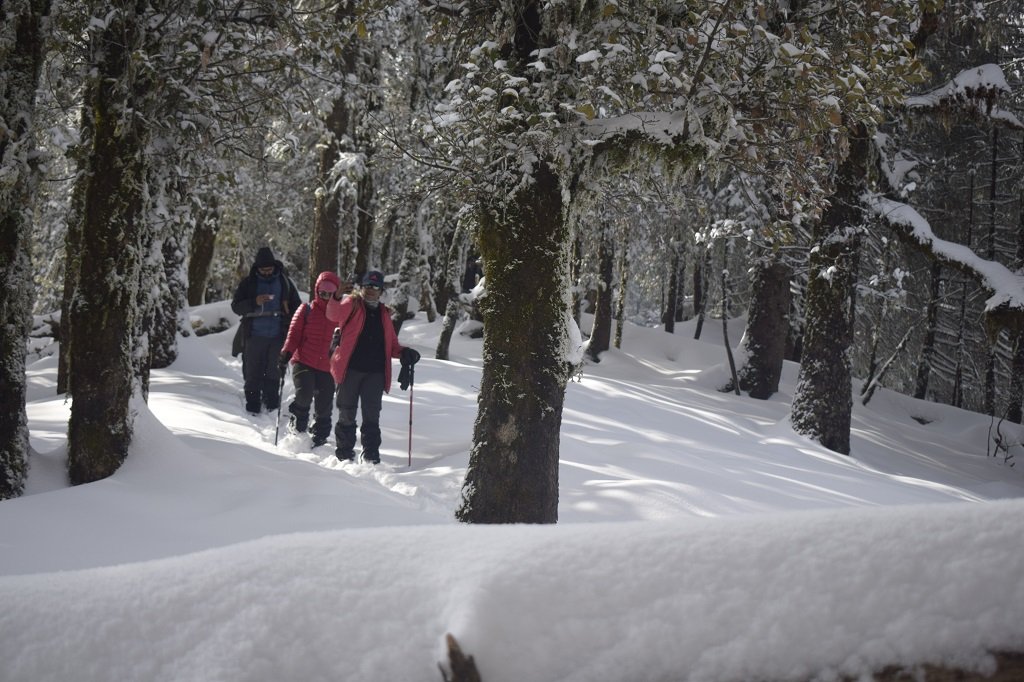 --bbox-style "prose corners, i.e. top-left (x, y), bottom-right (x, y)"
top-left (407, 365), bottom-right (415, 467)
top-left (274, 369), bottom-right (286, 446)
